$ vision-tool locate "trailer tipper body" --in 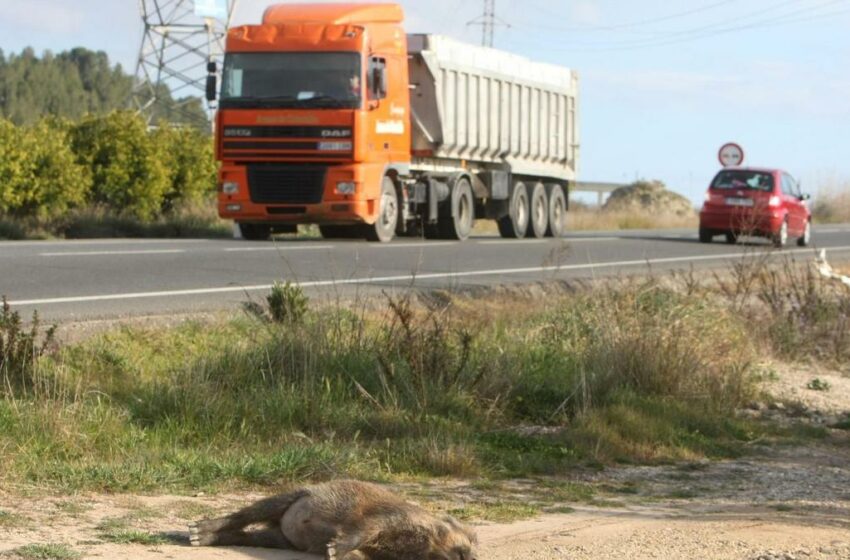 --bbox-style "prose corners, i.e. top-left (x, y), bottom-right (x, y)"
top-left (212, 2), bottom-right (579, 241)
